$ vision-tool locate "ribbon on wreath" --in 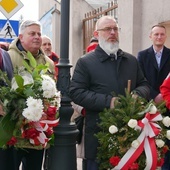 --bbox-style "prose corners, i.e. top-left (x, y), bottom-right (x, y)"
top-left (31, 118), bottom-right (59, 147)
top-left (22, 118), bottom-right (59, 147)
top-left (113, 112), bottom-right (162, 170)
